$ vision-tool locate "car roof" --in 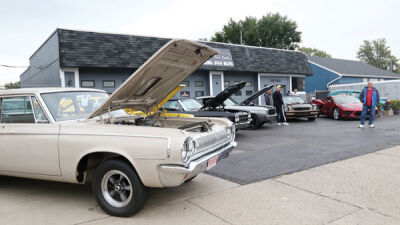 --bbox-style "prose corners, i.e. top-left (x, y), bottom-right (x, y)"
top-left (0, 88), bottom-right (106, 96)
